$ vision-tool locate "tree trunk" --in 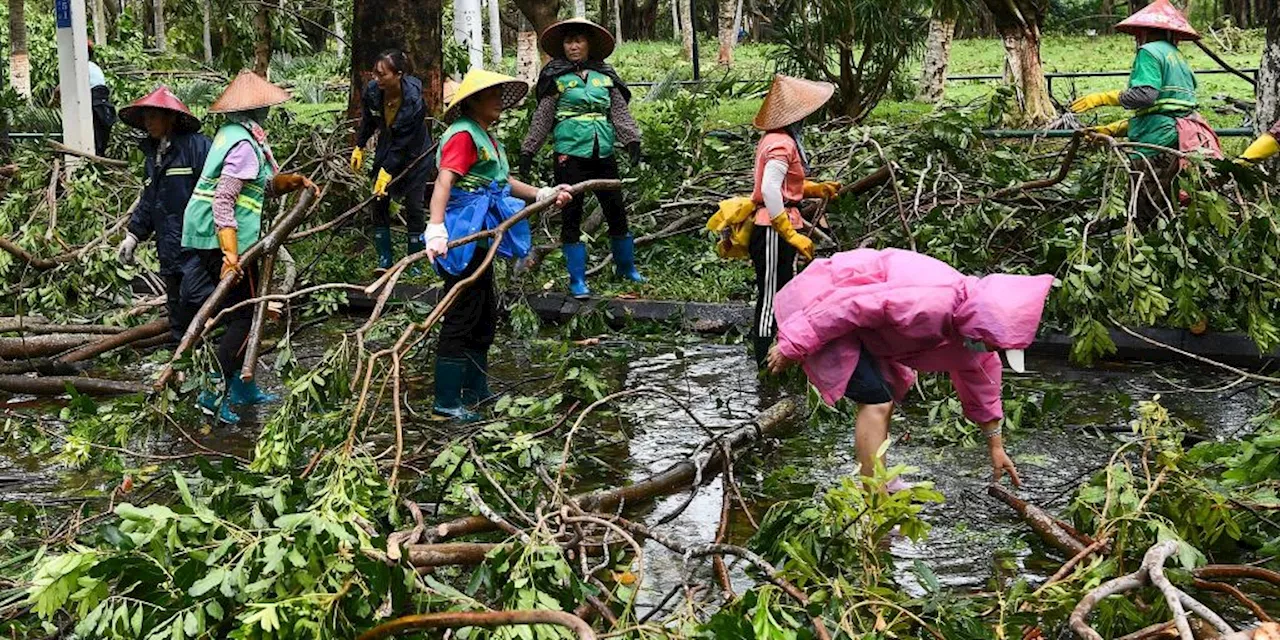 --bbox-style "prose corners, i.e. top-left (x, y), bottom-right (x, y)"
top-left (152, 0), bottom-right (166, 51)
top-left (1259, 0), bottom-right (1279, 132)
top-left (573, 0), bottom-right (585, 17)
top-left (201, 0), bottom-right (213, 63)
top-left (92, 0), bottom-right (106, 46)
top-left (9, 0), bottom-right (28, 101)
top-left (621, 0), bottom-right (656, 40)
top-left (716, 0), bottom-right (734, 65)
top-left (514, 0), bottom-right (559, 35)
top-left (334, 4), bottom-right (346, 60)
top-left (983, 0), bottom-right (1055, 126)
top-left (351, 0), bottom-right (444, 117)
top-left (488, 0), bottom-right (503, 65)
top-left (679, 0), bottom-right (694, 60)
top-left (614, 0), bottom-right (623, 44)
top-left (253, 3), bottom-right (271, 77)
top-left (916, 16), bottom-right (956, 103)
top-left (516, 24), bottom-right (539, 86)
